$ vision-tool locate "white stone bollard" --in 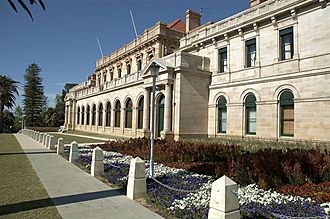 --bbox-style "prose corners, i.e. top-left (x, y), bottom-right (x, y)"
top-left (57, 138), bottom-right (64, 155)
top-left (91, 147), bottom-right (104, 177)
top-left (208, 175), bottom-right (240, 219)
top-left (44, 135), bottom-right (48, 146)
top-left (39, 133), bottom-right (43, 143)
top-left (46, 135), bottom-right (50, 147)
top-left (69, 141), bottom-right (79, 164)
top-left (126, 157), bottom-right (146, 200)
top-left (42, 134), bottom-right (46, 145)
top-left (36, 132), bottom-right (40, 141)
top-left (48, 135), bottom-right (56, 150)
